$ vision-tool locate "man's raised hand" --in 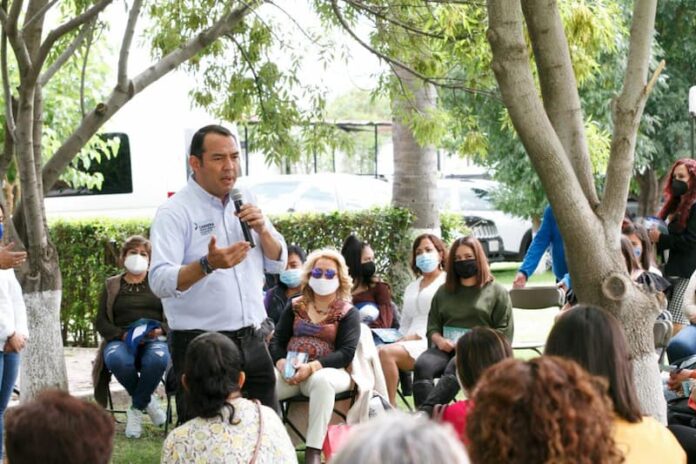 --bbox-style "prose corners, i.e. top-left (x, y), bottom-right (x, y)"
top-left (207, 235), bottom-right (251, 270)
